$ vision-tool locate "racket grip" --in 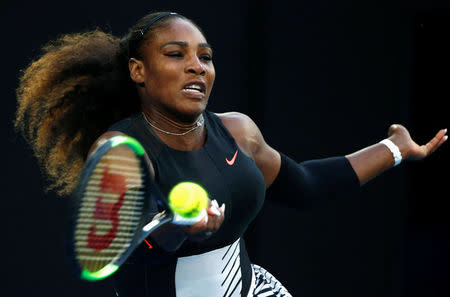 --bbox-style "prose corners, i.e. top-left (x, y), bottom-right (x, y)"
top-left (139, 206), bottom-right (206, 245)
